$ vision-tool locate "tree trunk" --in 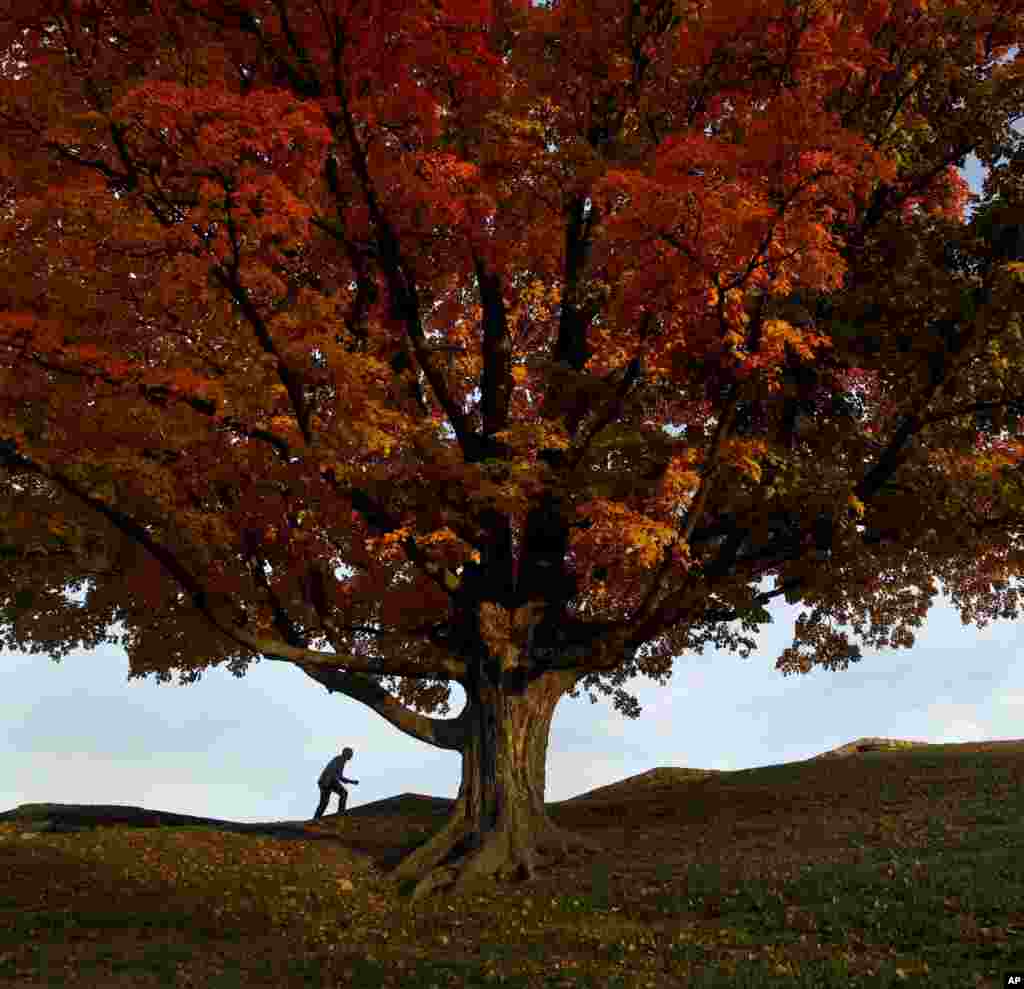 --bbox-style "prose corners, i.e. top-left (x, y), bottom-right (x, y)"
top-left (386, 665), bottom-right (604, 903)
